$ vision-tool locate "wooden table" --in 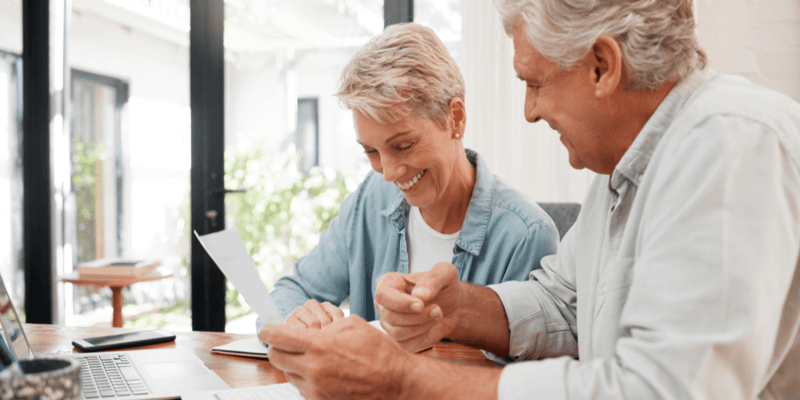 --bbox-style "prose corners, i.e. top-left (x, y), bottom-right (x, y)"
top-left (24, 324), bottom-right (501, 388)
top-left (59, 269), bottom-right (173, 328)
